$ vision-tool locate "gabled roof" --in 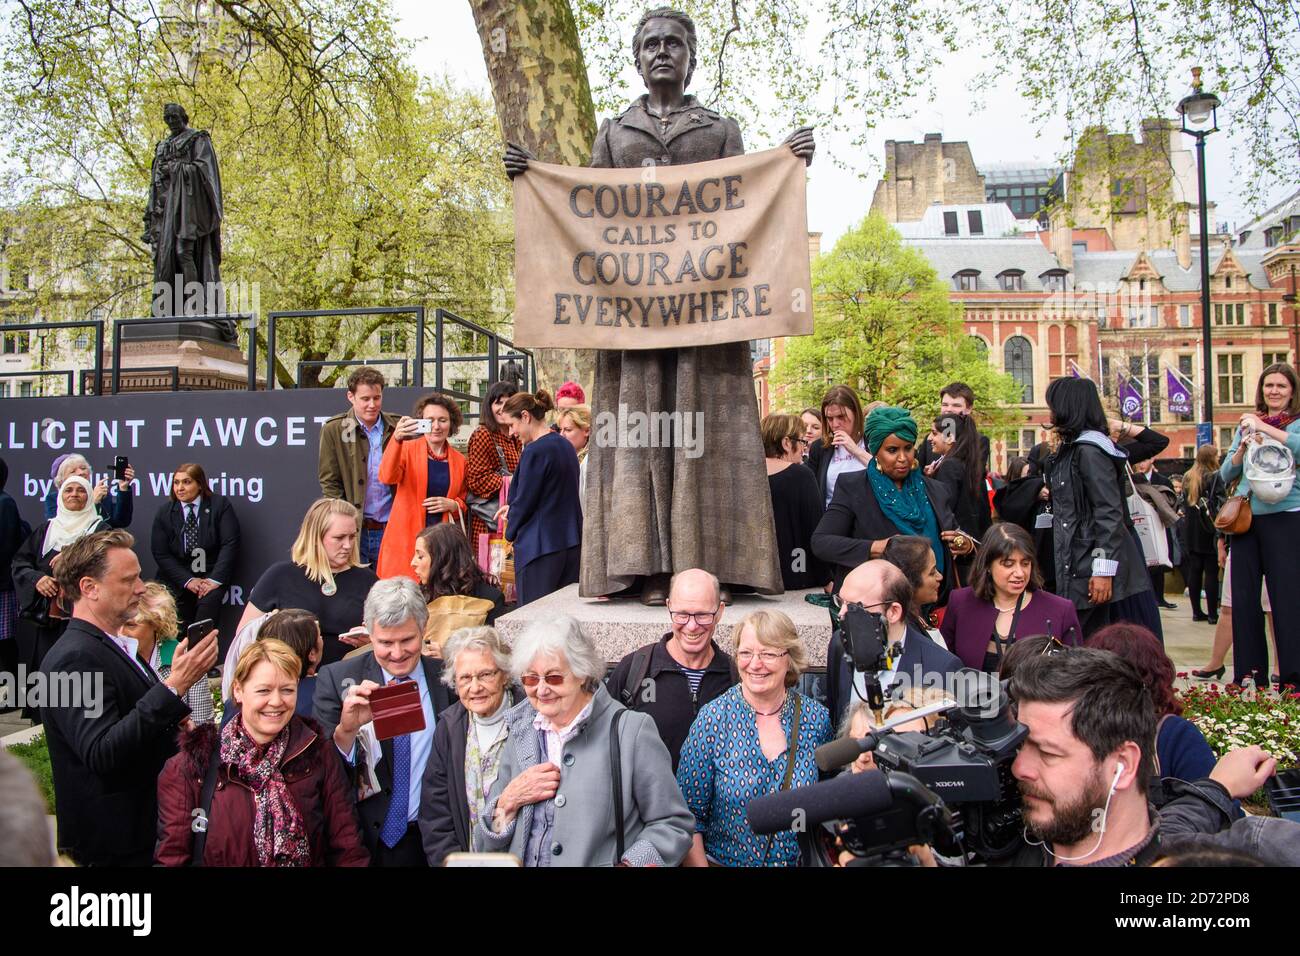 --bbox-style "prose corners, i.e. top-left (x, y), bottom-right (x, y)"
top-left (905, 237), bottom-right (1065, 291)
